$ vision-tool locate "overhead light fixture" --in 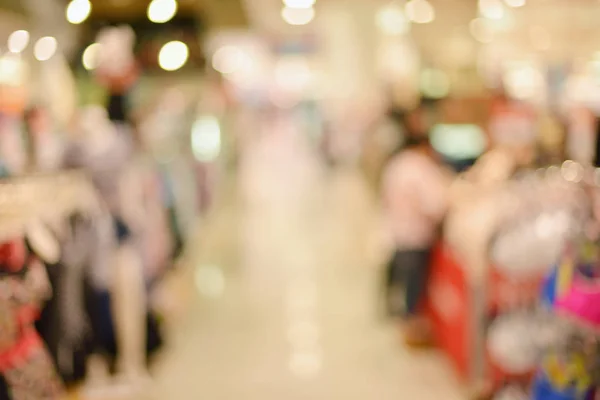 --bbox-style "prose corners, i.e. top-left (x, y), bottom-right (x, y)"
top-left (148, 0), bottom-right (178, 23)
top-left (34, 37), bottom-right (58, 61)
top-left (212, 46), bottom-right (250, 75)
top-left (503, 63), bottom-right (544, 100)
top-left (479, 0), bottom-right (505, 20)
top-left (158, 40), bottom-right (188, 71)
top-left (283, 0), bottom-right (316, 8)
top-left (469, 18), bottom-right (494, 43)
top-left (82, 43), bottom-right (101, 70)
top-left (191, 117), bottom-right (222, 162)
top-left (503, 0), bottom-right (525, 7)
top-left (7, 30), bottom-right (30, 54)
top-left (0, 53), bottom-right (26, 86)
top-left (282, 6), bottom-right (315, 25)
top-left (376, 3), bottom-right (410, 35)
top-left (405, 0), bottom-right (435, 24)
top-left (66, 0), bottom-right (92, 24)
